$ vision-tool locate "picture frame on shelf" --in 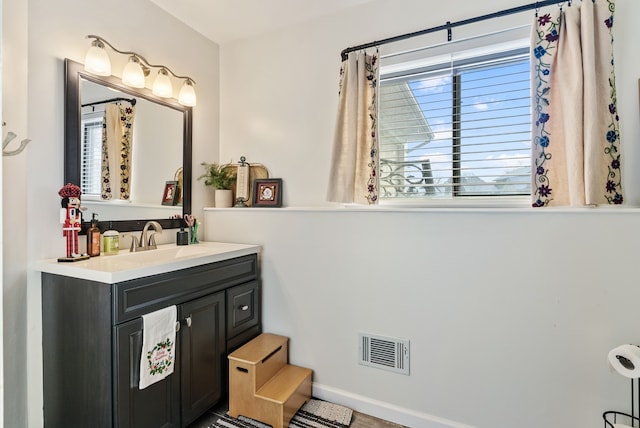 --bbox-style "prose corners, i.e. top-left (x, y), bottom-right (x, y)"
top-left (162, 181), bottom-right (178, 206)
top-left (252, 178), bottom-right (282, 207)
